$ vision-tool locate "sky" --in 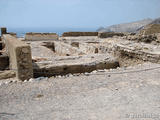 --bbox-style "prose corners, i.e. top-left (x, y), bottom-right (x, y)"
top-left (0, 0), bottom-right (160, 29)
